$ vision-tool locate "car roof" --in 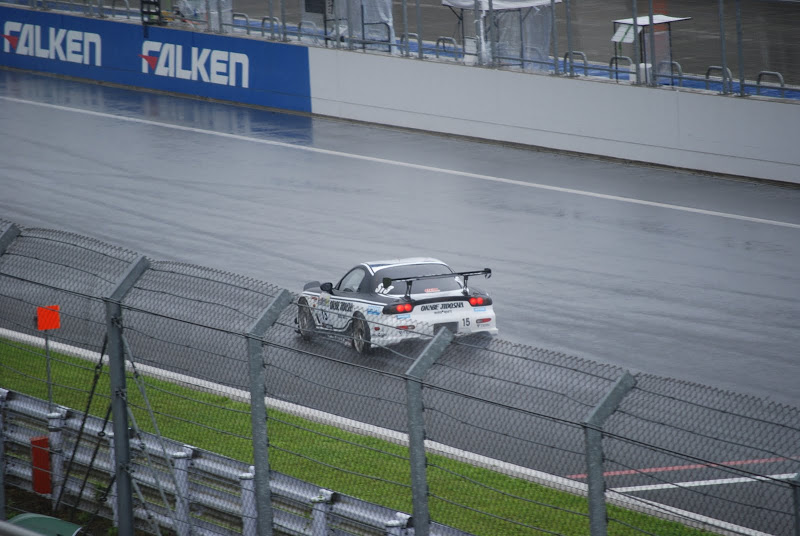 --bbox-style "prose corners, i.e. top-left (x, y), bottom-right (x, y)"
top-left (361, 258), bottom-right (448, 275)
